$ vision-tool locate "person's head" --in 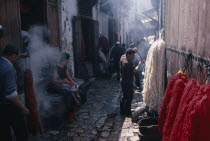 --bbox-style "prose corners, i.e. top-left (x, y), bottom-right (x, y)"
top-left (125, 48), bottom-right (136, 60)
top-left (60, 52), bottom-right (70, 65)
top-left (116, 41), bottom-right (120, 47)
top-left (3, 44), bottom-right (20, 63)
